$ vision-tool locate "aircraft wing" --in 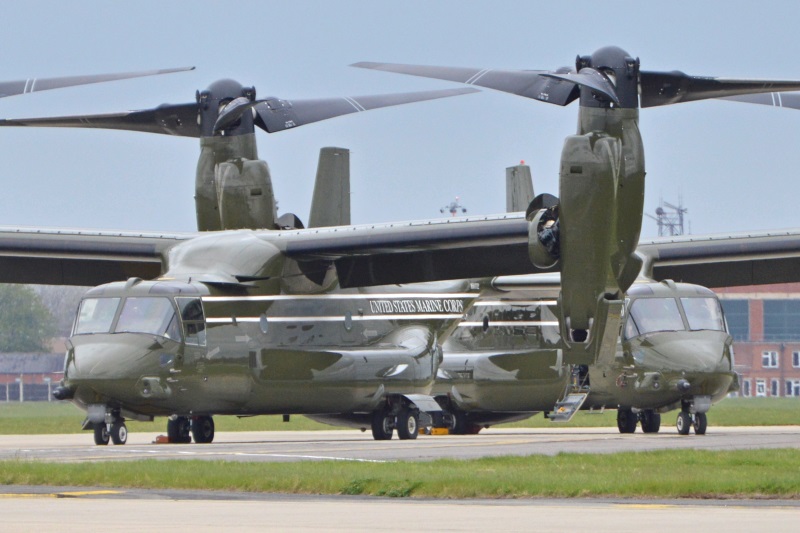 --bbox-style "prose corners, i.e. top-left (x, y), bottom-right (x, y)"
top-left (0, 215), bottom-right (544, 288)
top-left (278, 214), bottom-right (539, 288)
top-left (0, 227), bottom-right (193, 286)
top-left (637, 229), bottom-right (800, 288)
